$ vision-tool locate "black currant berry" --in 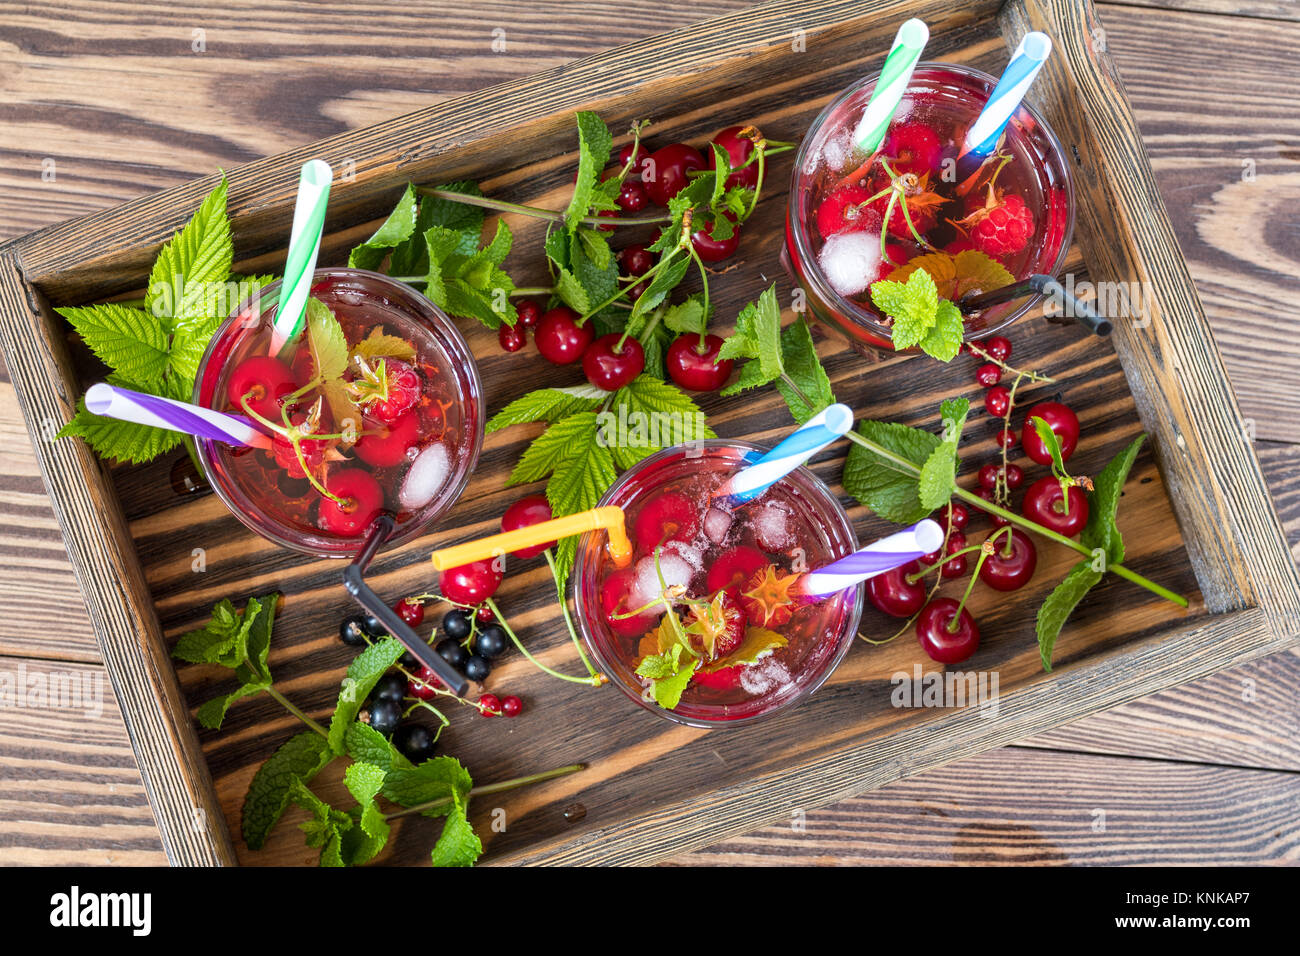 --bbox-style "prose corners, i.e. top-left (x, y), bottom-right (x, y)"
top-left (436, 638), bottom-right (469, 670)
top-left (362, 614), bottom-right (388, 639)
top-left (372, 672), bottom-right (406, 704)
top-left (475, 624), bottom-right (509, 659)
top-left (393, 724), bottom-right (436, 763)
top-left (367, 698), bottom-right (402, 736)
top-left (339, 614), bottom-right (369, 647)
top-left (464, 655), bottom-right (491, 682)
top-left (442, 608), bottom-right (473, 641)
